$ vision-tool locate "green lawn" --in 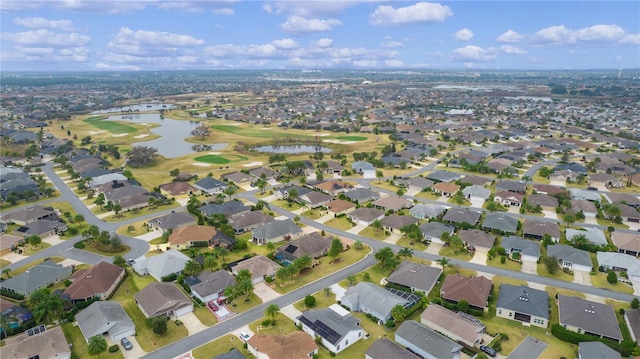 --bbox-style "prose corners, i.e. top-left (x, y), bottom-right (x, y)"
top-left (17, 242), bottom-right (51, 256)
top-left (211, 125), bottom-right (314, 139)
top-left (78, 240), bottom-right (130, 257)
top-left (358, 226), bottom-right (389, 241)
top-left (332, 136), bottom-right (368, 141)
top-left (227, 293), bottom-right (263, 313)
top-left (293, 290), bottom-right (337, 312)
top-left (84, 116), bottom-right (137, 133)
top-left (272, 199), bottom-right (303, 211)
top-left (194, 154), bottom-right (249, 164)
top-left (591, 272), bottom-right (634, 294)
top-left (323, 216), bottom-right (355, 231)
top-left (191, 334), bottom-right (252, 359)
top-left (63, 322), bottom-right (125, 359)
top-left (438, 245), bottom-right (473, 261)
top-left (0, 258), bottom-right (11, 268)
top-left (486, 255), bottom-right (522, 271)
top-left (249, 313), bottom-right (297, 335)
top-left (396, 236), bottom-right (428, 251)
top-left (300, 208), bottom-right (324, 220)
